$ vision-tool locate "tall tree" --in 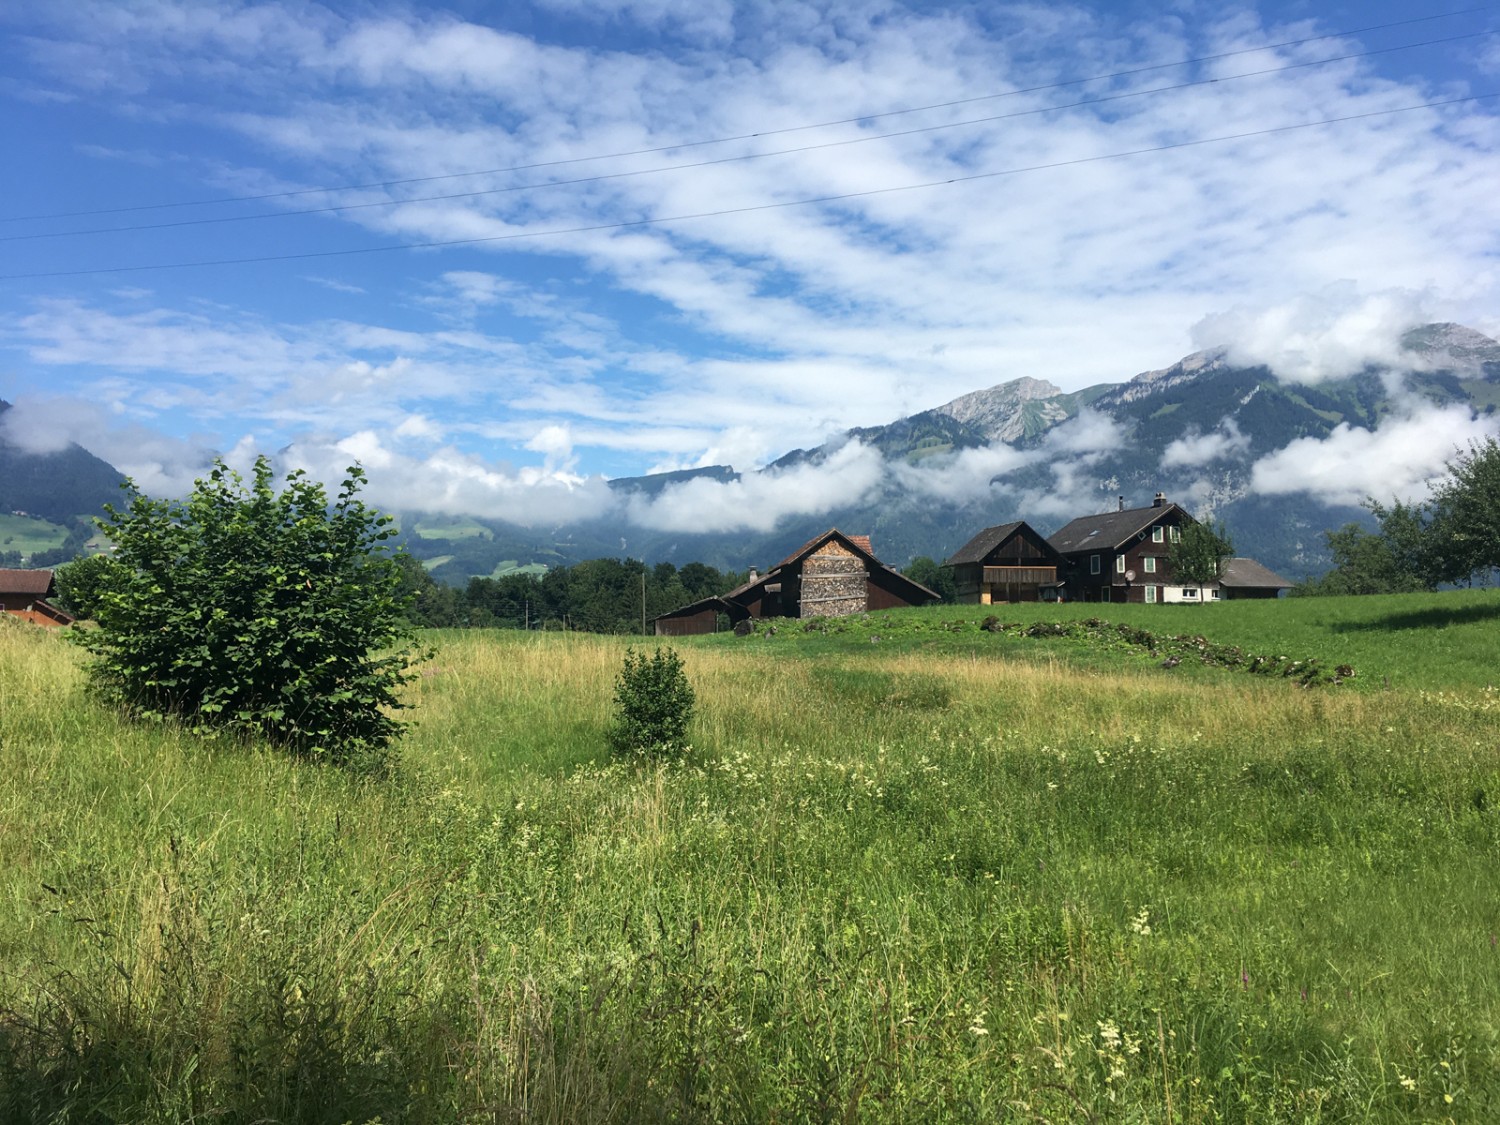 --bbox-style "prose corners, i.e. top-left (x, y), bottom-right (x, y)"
top-left (1167, 518), bottom-right (1234, 597)
top-left (1427, 437), bottom-right (1500, 583)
